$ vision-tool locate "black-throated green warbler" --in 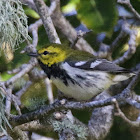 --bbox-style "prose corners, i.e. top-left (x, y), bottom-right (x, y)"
top-left (29, 44), bottom-right (134, 101)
